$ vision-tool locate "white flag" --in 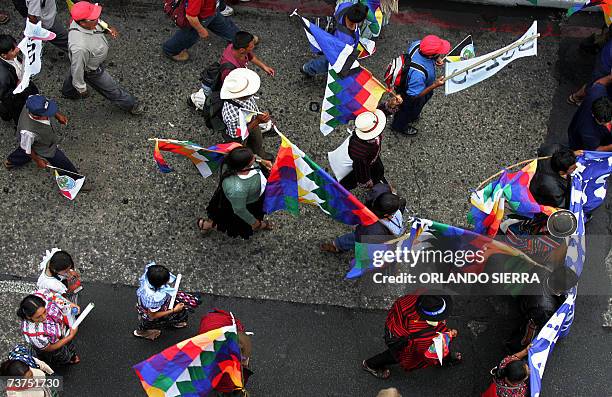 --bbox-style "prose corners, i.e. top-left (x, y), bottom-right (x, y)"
top-left (54, 171), bottom-right (85, 200)
top-left (14, 20), bottom-right (56, 94)
top-left (444, 21), bottom-right (538, 95)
